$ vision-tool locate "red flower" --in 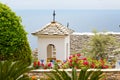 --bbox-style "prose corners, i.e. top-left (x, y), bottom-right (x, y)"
top-left (48, 62), bottom-right (52, 67)
top-left (33, 61), bottom-right (36, 67)
top-left (77, 53), bottom-right (81, 57)
top-left (41, 63), bottom-right (44, 67)
top-left (105, 65), bottom-right (109, 68)
top-left (38, 61), bottom-right (40, 66)
top-left (83, 61), bottom-right (89, 65)
top-left (82, 57), bottom-right (87, 60)
top-left (69, 59), bottom-right (72, 63)
top-left (91, 63), bottom-right (95, 68)
top-left (102, 65), bottom-right (109, 69)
